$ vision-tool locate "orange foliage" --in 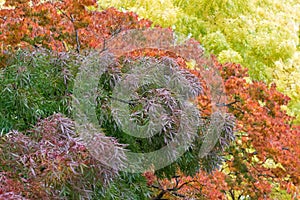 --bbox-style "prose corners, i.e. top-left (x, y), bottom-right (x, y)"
top-left (1, 1), bottom-right (299, 199)
top-left (0, 1), bottom-right (152, 67)
top-left (144, 58), bottom-right (300, 199)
